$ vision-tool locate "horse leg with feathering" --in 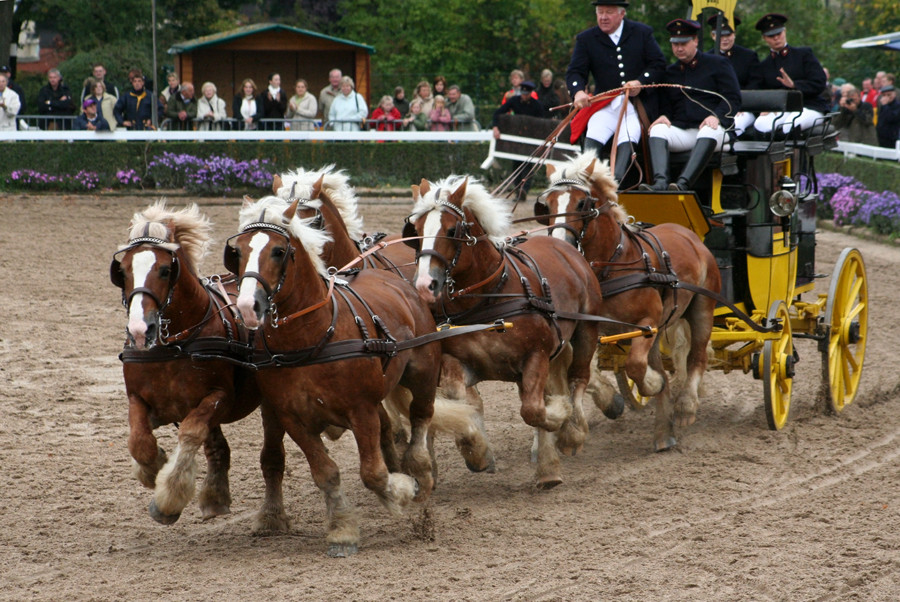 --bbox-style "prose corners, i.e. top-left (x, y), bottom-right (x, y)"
top-left (111, 201), bottom-right (288, 532)
top-left (406, 175), bottom-right (604, 488)
top-left (535, 151), bottom-right (720, 451)
top-left (229, 193), bottom-right (440, 556)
